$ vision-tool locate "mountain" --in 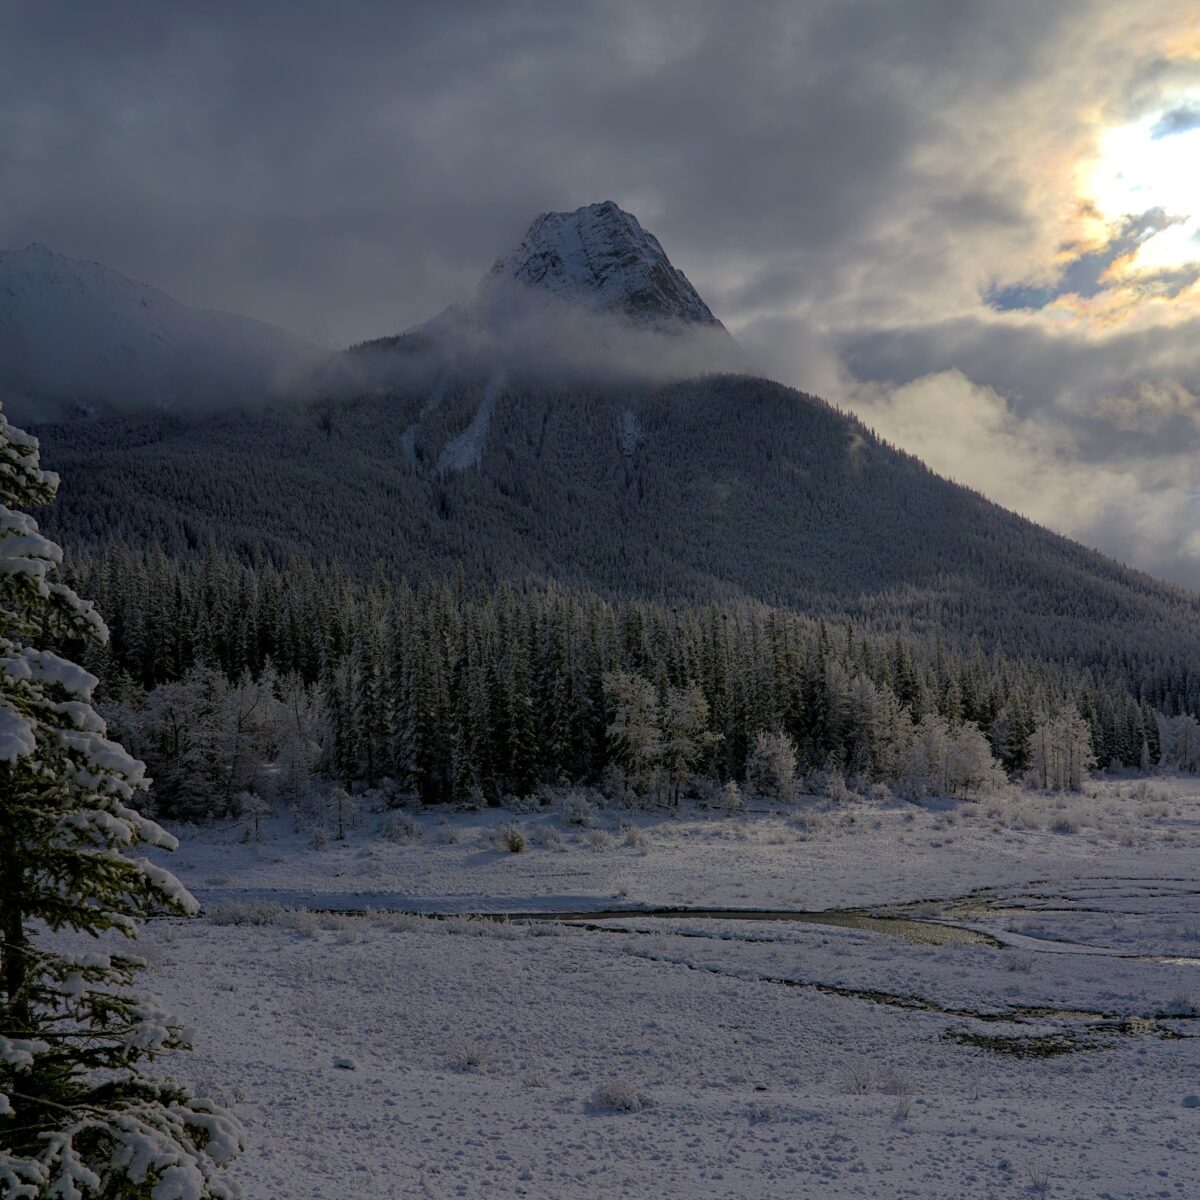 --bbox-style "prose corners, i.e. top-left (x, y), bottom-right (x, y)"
top-left (0, 243), bottom-right (321, 422)
top-left (481, 200), bottom-right (724, 329)
top-left (17, 203), bottom-right (1200, 695)
top-left (348, 201), bottom-right (745, 376)
top-left (35, 371), bottom-right (1200, 685)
